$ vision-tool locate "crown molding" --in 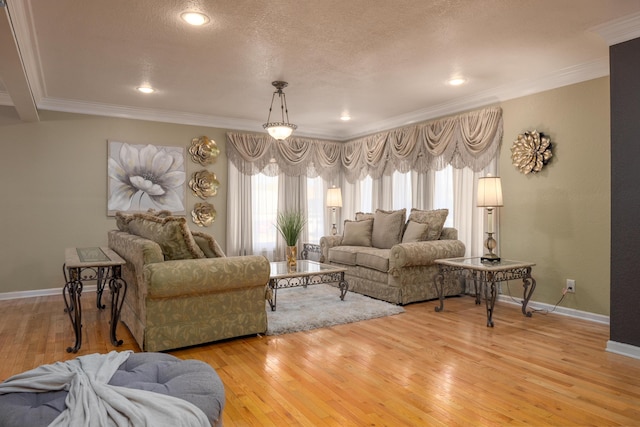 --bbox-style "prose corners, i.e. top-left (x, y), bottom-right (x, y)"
top-left (590, 11), bottom-right (640, 46)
